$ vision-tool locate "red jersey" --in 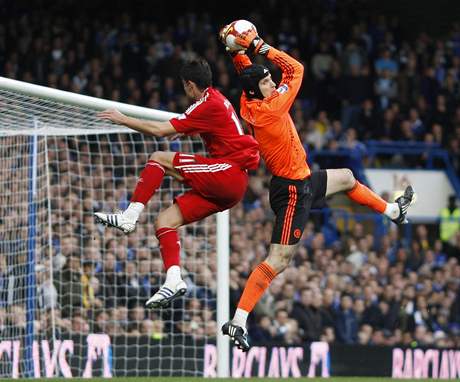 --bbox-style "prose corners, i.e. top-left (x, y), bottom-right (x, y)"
top-left (170, 87), bottom-right (260, 170)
